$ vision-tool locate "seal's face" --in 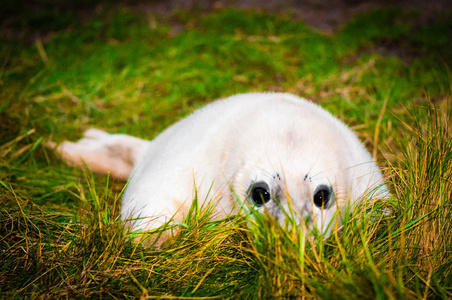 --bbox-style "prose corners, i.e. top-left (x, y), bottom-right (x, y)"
top-left (227, 136), bottom-right (346, 237)
top-left (243, 168), bottom-right (340, 236)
